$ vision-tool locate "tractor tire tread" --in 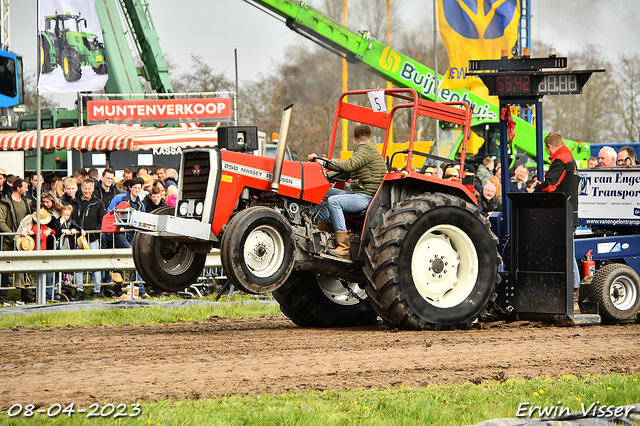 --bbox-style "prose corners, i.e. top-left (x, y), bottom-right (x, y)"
top-left (273, 271), bottom-right (378, 328)
top-left (363, 193), bottom-right (500, 331)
